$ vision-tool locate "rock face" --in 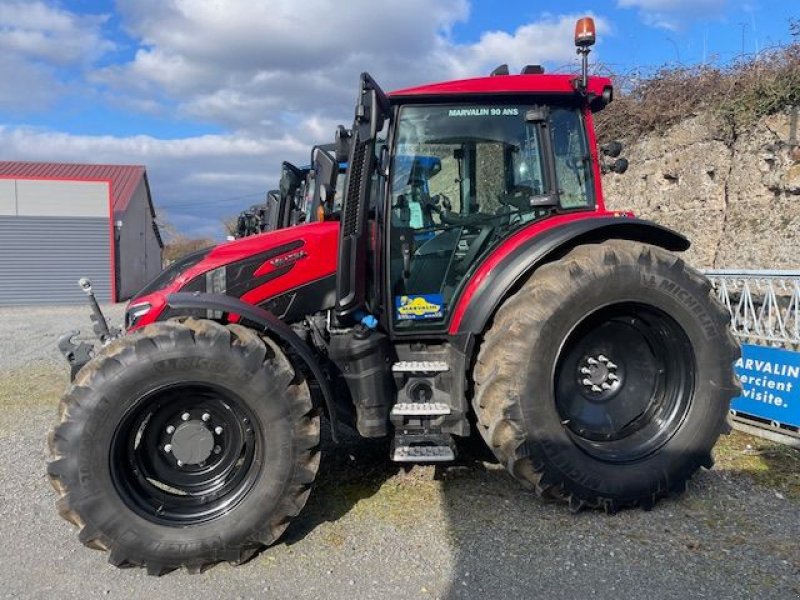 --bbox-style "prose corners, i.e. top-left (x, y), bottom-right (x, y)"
top-left (602, 108), bottom-right (800, 269)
